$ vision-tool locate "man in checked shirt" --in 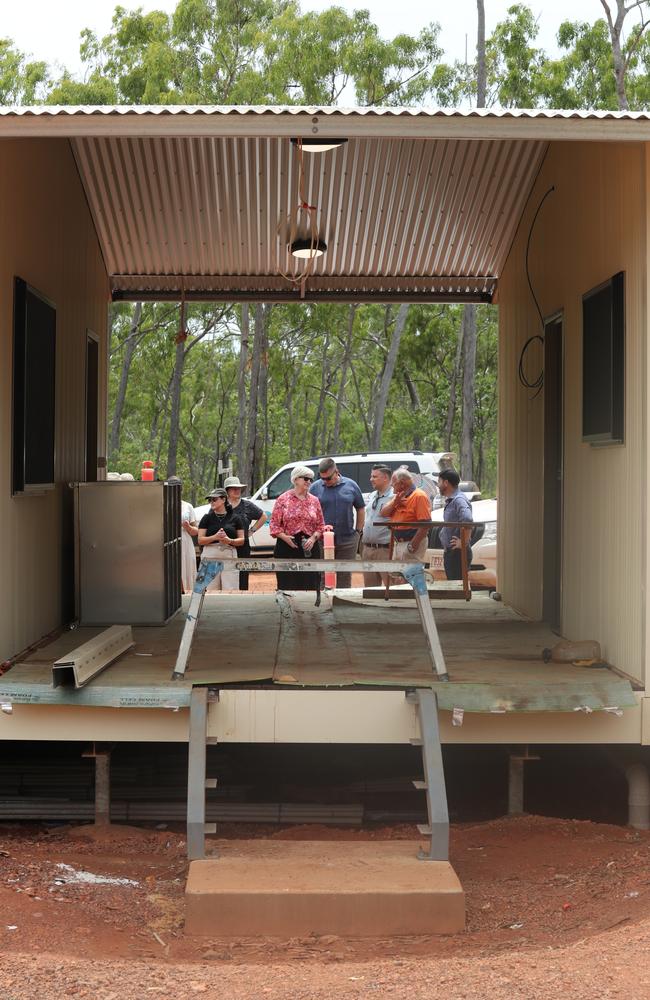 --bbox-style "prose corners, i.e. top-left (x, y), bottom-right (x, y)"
top-left (437, 468), bottom-right (474, 581)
